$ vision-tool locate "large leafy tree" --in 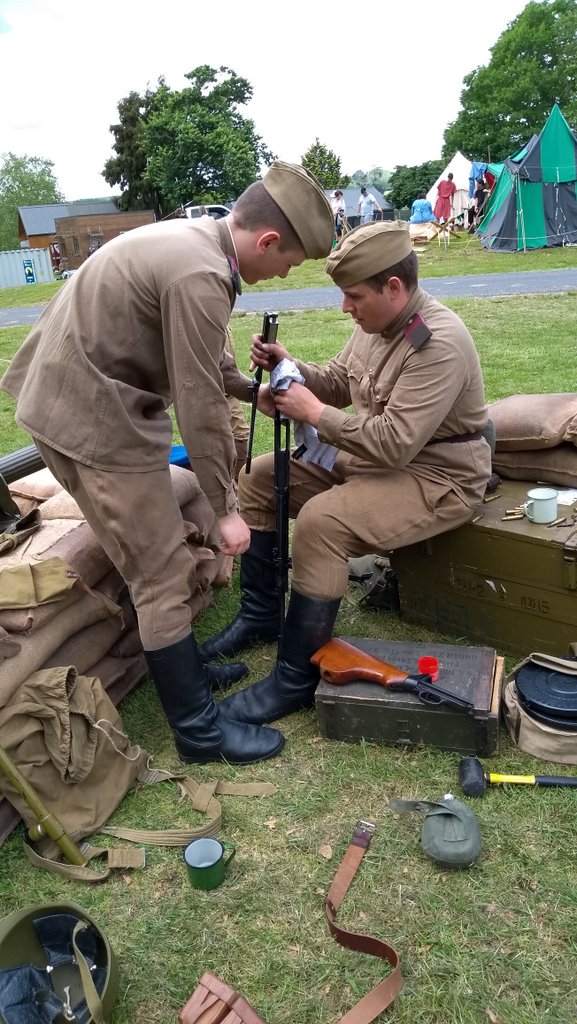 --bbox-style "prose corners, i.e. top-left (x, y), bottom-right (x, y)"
top-left (350, 167), bottom-right (391, 193)
top-left (143, 66), bottom-right (274, 212)
top-left (0, 153), bottom-right (63, 251)
top-left (104, 66), bottom-right (274, 215)
top-left (387, 161), bottom-right (444, 210)
top-left (443, 0), bottom-right (577, 161)
top-left (103, 86), bottom-right (166, 213)
top-left (301, 139), bottom-right (350, 189)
